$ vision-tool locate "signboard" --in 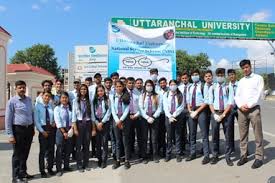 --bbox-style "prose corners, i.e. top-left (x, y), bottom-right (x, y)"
top-left (74, 45), bottom-right (108, 81)
top-left (108, 23), bottom-right (176, 80)
top-left (112, 17), bottom-right (275, 40)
